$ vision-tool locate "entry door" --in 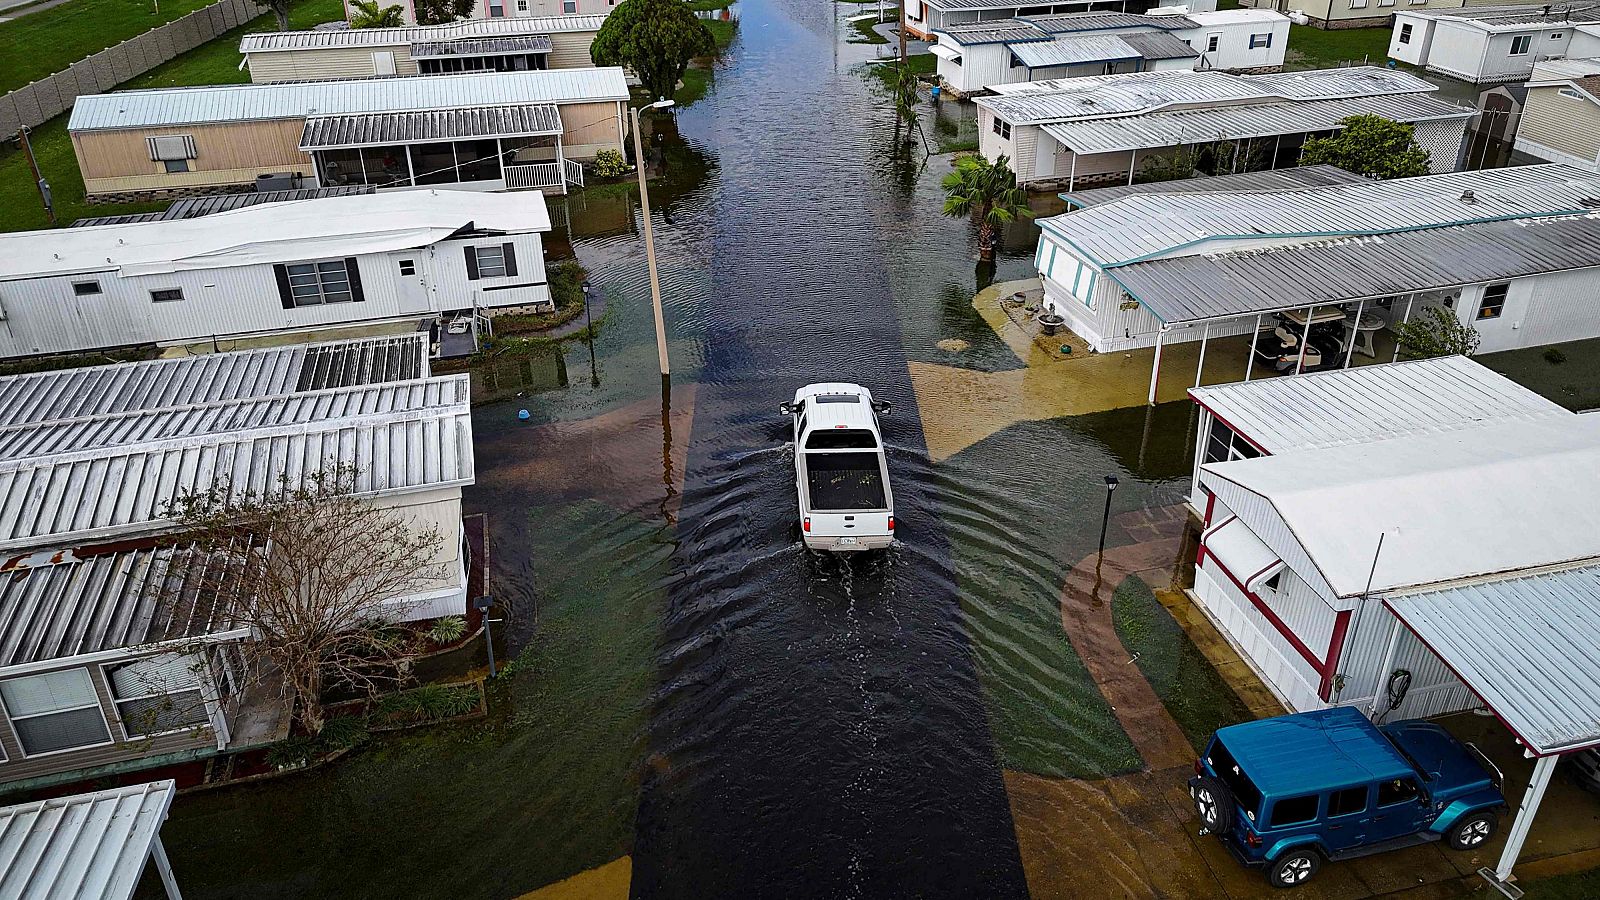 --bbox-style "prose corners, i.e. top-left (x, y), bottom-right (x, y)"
top-left (392, 255), bottom-right (432, 313)
top-left (373, 51), bottom-right (397, 76)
